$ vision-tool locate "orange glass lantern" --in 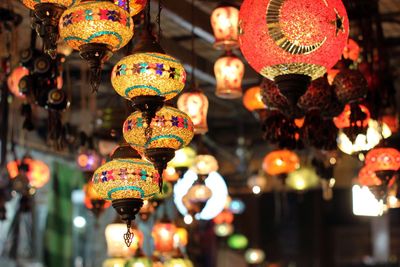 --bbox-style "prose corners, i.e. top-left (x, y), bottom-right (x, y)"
top-left (84, 181), bottom-right (111, 217)
top-left (365, 148), bottom-right (400, 172)
top-left (152, 219), bottom-right (177, 253)
top-left (262, 150), bottom-right (300, 176)
top-left (210, 5), bottom-right (239, 50)
top-left (333, 104), bottom-right (370, 129)
top-left (381, 115), bottom-right (399, 133)
top-left (213, 210), bottom-right (234, 225)
top-left (7, 158), bottom-right (50, 188)
top-left (177, 90), bottom-right (209, 135)
top-left (214, 52), bottom-right (244, 99)
top-left (343, 39), bottom-right (360, 62)
top-left (163, 166), bottom-right (180, 182)
top-left (7, 66), bottom-right (29, 99)
top-left (358, 166), bottom-right (382, 187)
top-left (243, 86), bottom-right (266, 112)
